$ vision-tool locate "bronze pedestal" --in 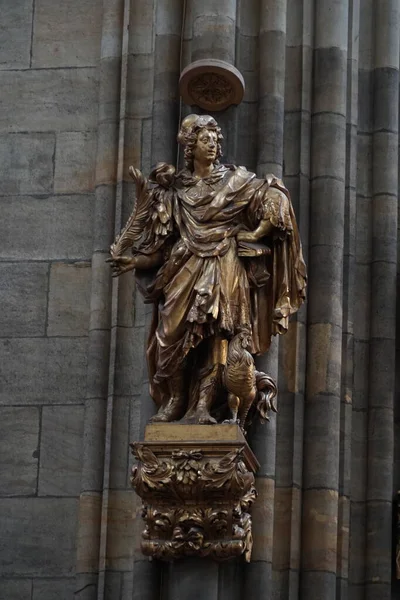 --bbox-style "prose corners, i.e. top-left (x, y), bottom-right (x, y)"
top-left (131, 424), bottom-right (259, 562)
